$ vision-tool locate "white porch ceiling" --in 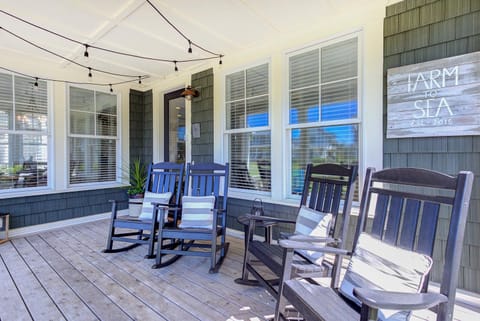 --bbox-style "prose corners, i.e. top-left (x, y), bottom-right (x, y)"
top-left (0, 0), bottom-right (395, 87)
